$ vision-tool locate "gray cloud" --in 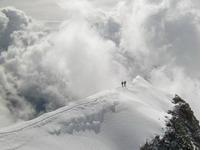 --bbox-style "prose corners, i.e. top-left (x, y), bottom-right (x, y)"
top-left (0, 7), bottom-right (31, 51)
